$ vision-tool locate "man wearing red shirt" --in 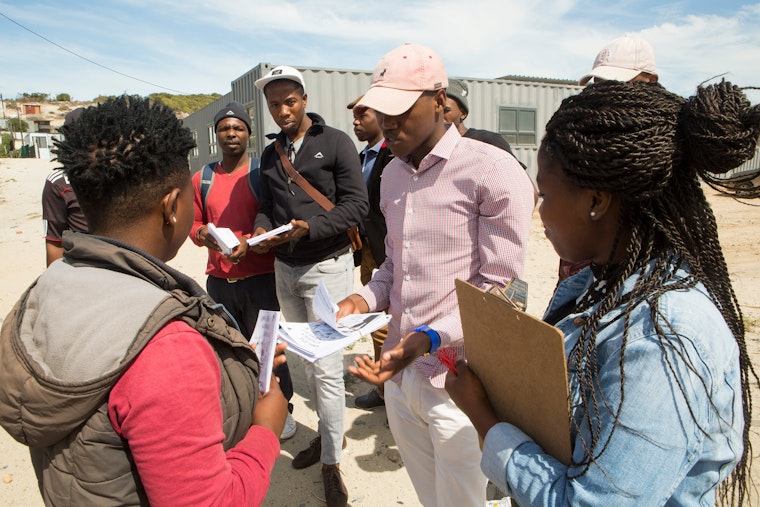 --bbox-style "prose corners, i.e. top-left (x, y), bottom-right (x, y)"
top-left (190, 102), bottom-right (295, 439)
